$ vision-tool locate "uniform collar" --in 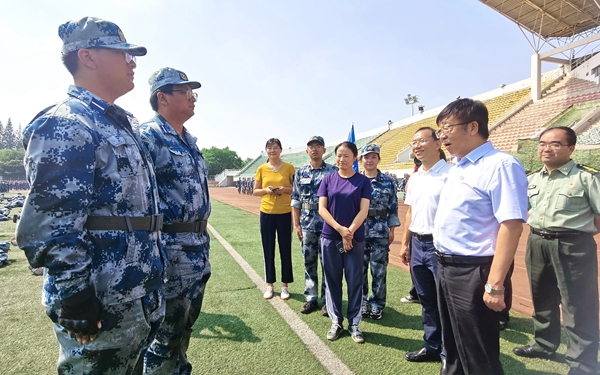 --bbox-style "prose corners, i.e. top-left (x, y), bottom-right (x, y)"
top-left (67, 85), bottom-right (129, 116)
top-left (542, 159), bottom-right (575, 176)
top-left (307, 161), bottom-right (327, 170)
top-left (363, 169), bottom-right (384, 182)
top-left (153, 113), bottom-right (197, 144)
